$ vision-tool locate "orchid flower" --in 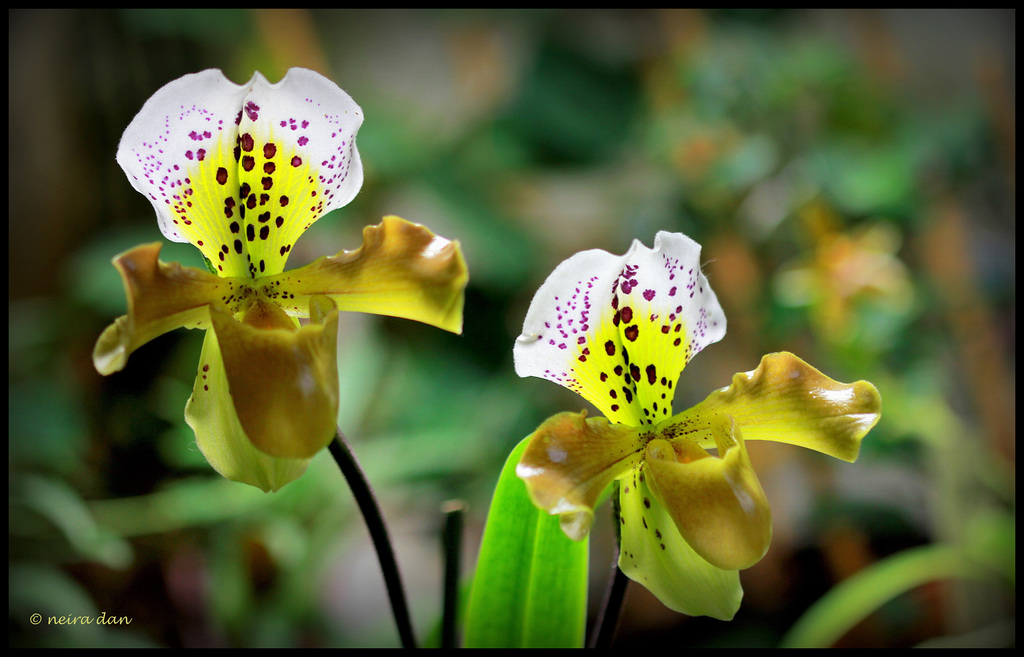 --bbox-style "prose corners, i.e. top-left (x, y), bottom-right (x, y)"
top-left (94, 69), bottom-right (468, 492)
top-left (513, 232), bottom-right (880, 620)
